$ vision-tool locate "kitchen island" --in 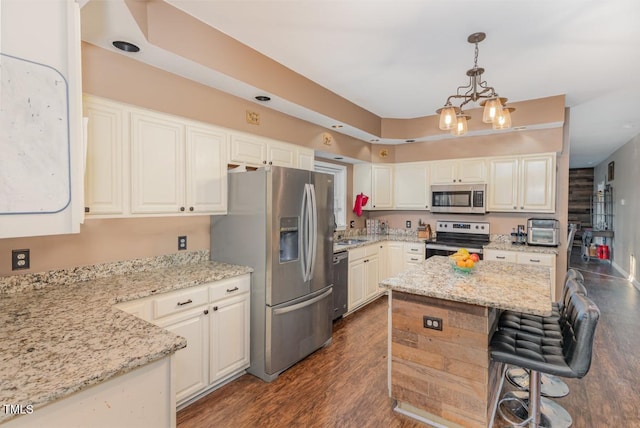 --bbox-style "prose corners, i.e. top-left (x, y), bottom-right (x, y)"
top-left (380, 256), bottom-right (552, 428)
